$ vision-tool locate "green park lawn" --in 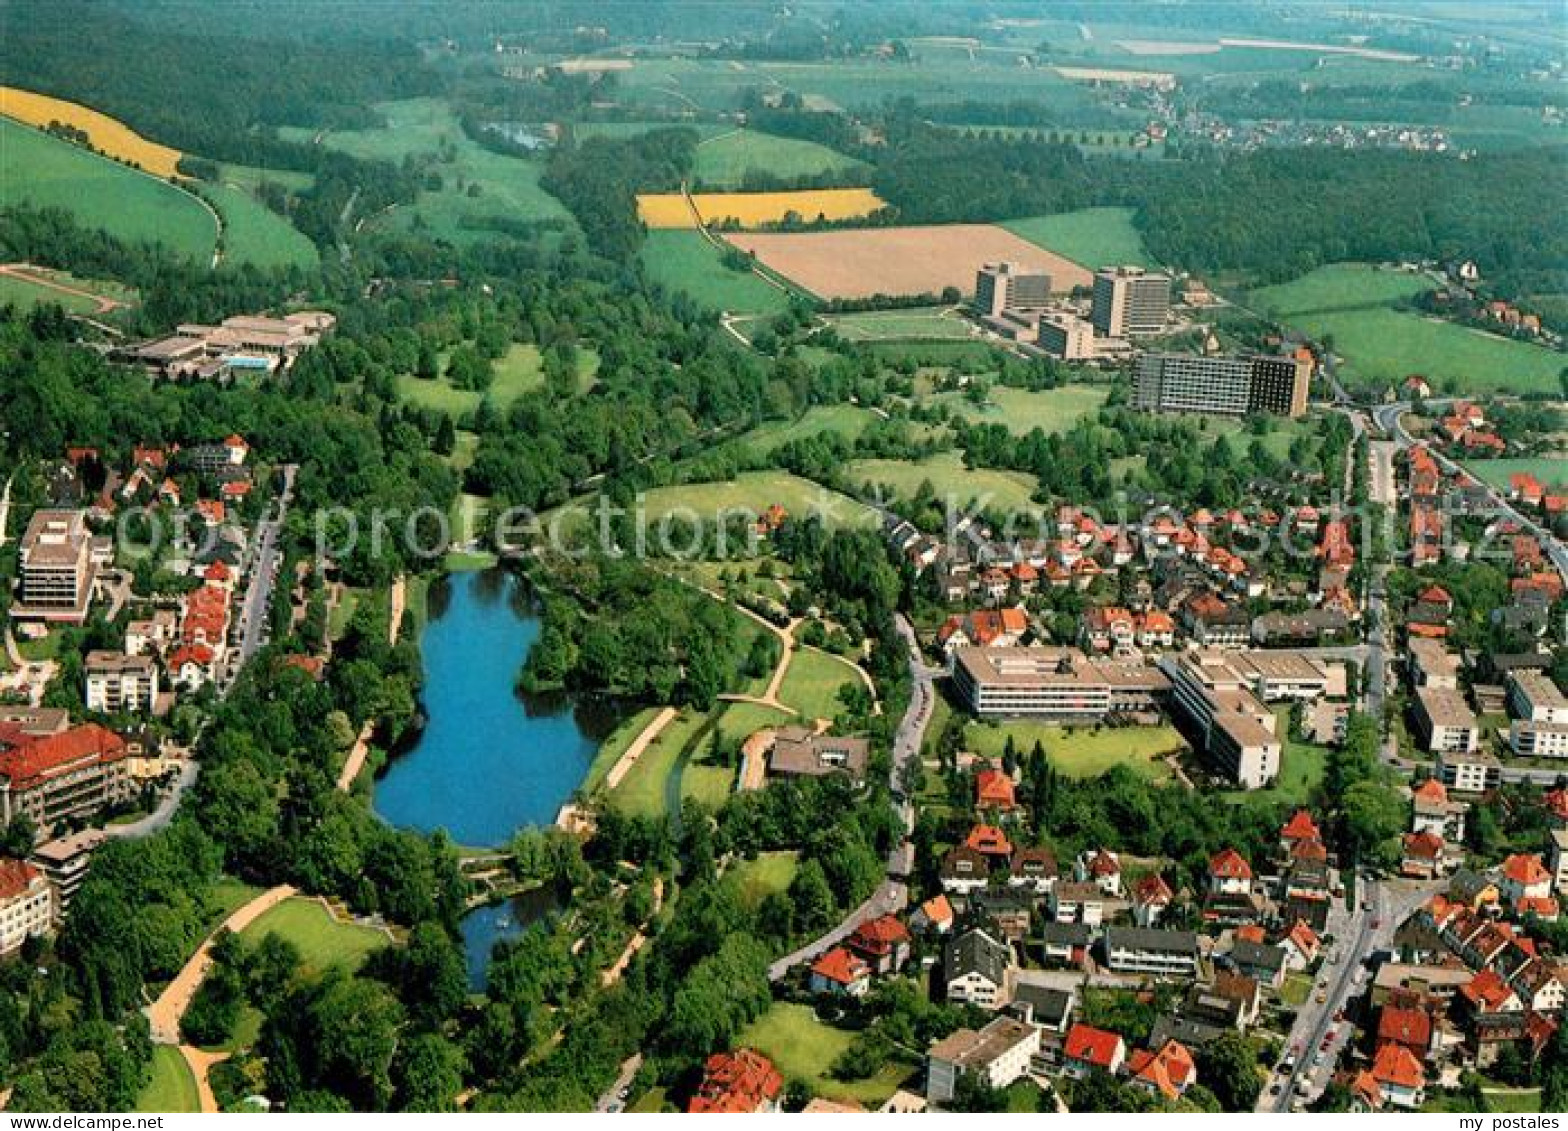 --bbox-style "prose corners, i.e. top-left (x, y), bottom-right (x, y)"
top-left (777, 647), bottom-right (860, 722)
top-left (847, 451), bottom-right (1042, 517)
top-left (286, 98), bottom-right (572, 242)
top-left (963, 721), bottom-right (1182, 782)
top-left (637, 471), bottom-right (878, 538)
top-left (640, 229), bottom-right (795, 316)
top-left (692, 127), bottom-right (867, 188)
top-left (826, 307), bottom-right (976, 342)
top-left (606, 708), bottom-right (711, 819)
top-left (739, 404), bottom-right (880, 454)
top-left (722, 851), bottom-right (800, 911)
top-left (0, 118), bottom-right (216, 259)
top-left (205, 180), bottom-right (319, 270)
top-left (1249, 263), bottom-right (1565, 394)
top-left (135, 1046), bottom-right (201, 1114)
top-left (396, 342), bottom-right (589, 416)
top-left (715, 700), bottom-right (795, 746)
top-left (240, 897), bottom-right (388, 973)
top-left (1003, 207), bottom-right (1151, 269)
top-left (934, 383), bottom-right (1110, 436)
top-left (584, 706), bottom-right (667, 794)
top-left (1463, 457), bottom-right (1568, 490)
top-left (739, 1002), bottom-right (913, 1107)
